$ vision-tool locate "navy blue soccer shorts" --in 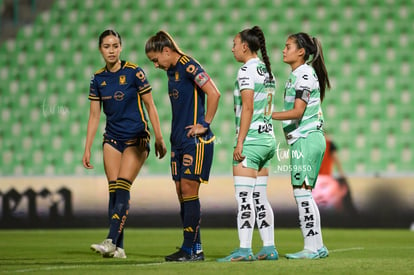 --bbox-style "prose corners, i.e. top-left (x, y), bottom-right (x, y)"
top-left (170, 134), bottom-right (215, 184)
top-left (103, 132), bottom-right (150, 154)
